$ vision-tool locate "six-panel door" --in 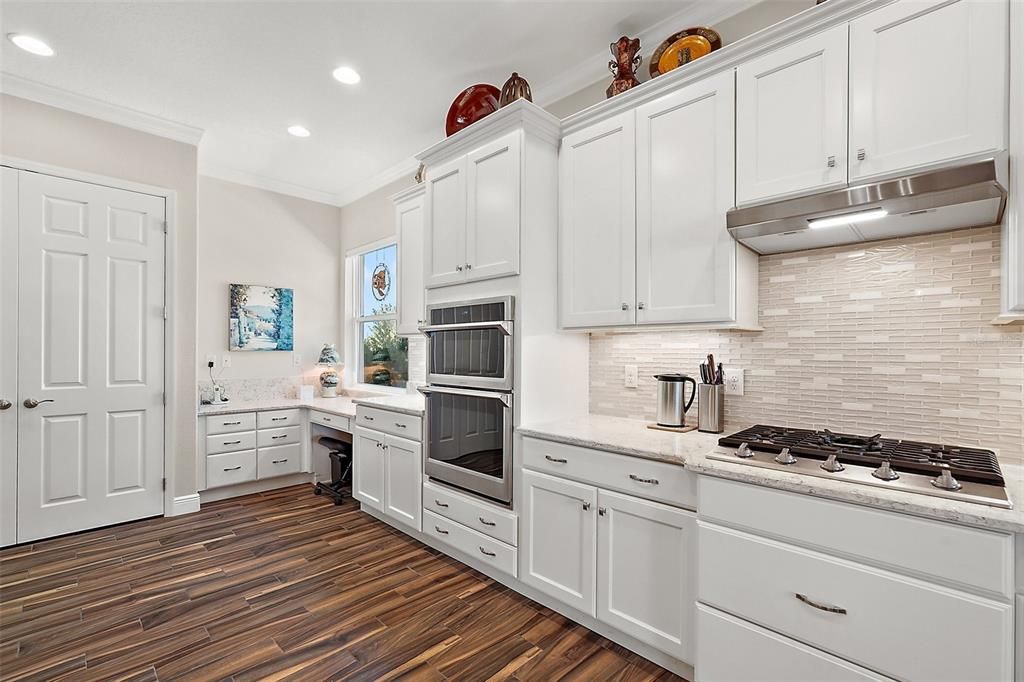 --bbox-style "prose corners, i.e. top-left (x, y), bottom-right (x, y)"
top-left (353, 427), bottom-right (385, 512)
top-left (596, 489), bottom-right (695, 661)
top-left (521, 469), bottom-right (598, 615)
top-left (558, 111), bottom-right (636, 328)
top-left (736, 23), bottom-right (849, 204)
top-left (465, 131), bottom-right (521, 282)
top-left (16, 172), bottom-right (166, 543)
top-left (384, 434), bottom-right (422, 531)
top-left (849, 0), bottom-right (1008, 181)
top-left (396, 188), bottom-right (426, 335)
top-left (424, 156), bottom-right (467, 288)
top-left (635, 71), bottom-right (736, 325)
